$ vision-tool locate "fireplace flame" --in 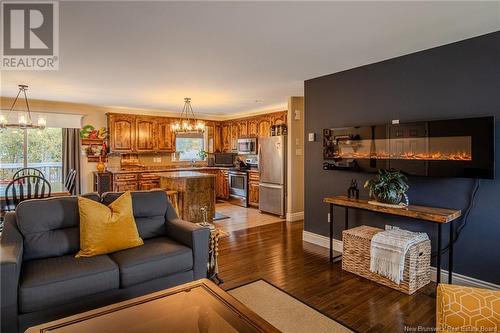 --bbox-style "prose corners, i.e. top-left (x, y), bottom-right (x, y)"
top-left (333, 151), bottom-right (472, 161)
